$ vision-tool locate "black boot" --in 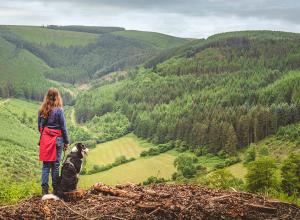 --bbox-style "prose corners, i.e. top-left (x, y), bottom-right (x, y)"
top-left (42, 186), bottom-right (49, 195)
